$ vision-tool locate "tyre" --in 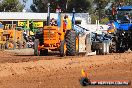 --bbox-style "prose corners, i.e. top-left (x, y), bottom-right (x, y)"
top-left (16, 40), bottom-right (22, 49)
top-left (117, 48), bottom-right (125, 53)
top-left (60, 40), bottom-right (66, 57)
top-left (35, 31), bottom-right (43, 45)
top-left (95, 44), bottom-right (100, 55)
top-left (5, 40), bottom-right (16, 50)
top-left (96, 49), bottom-right (100, 55)
top-left (0, 44), bottom-right (2, 50)
top-left (99, 49), bottom-right (105, 55)
top-left (1, 44), bottom-right (5, 50)
top-left (65, 30), bottom-right (79, 56)
top-left (116, 42), bottom-right (125, 53)
top-left (34, 39), bottom-right (40, 56)
top-left (109, 42), bottom-right (117, 53)
top-left (22, 40), bottom-right (27, 49)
